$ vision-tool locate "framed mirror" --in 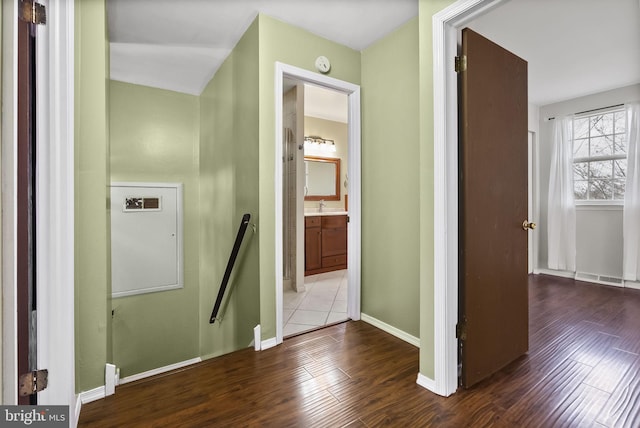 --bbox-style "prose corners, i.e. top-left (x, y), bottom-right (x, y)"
top-left (304, 156), bottom-right (340, 201)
